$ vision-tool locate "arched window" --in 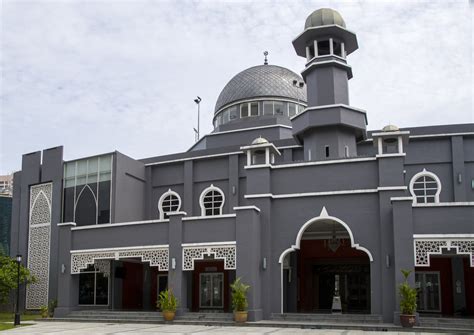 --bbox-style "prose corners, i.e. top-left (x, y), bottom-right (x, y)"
top-left (199, 185), bottom-right (225, 216)
top-left (409, 169), bottom-right (441, 204)
top-left (158, 189), bottom-right (181, 220)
